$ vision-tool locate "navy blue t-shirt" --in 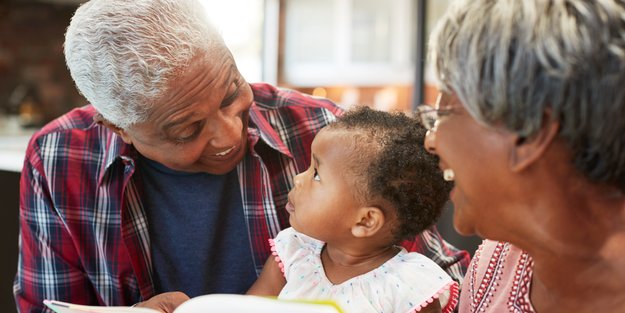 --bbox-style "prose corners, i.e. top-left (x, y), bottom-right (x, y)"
top-left (139, 156), bottom-right (257, 297)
